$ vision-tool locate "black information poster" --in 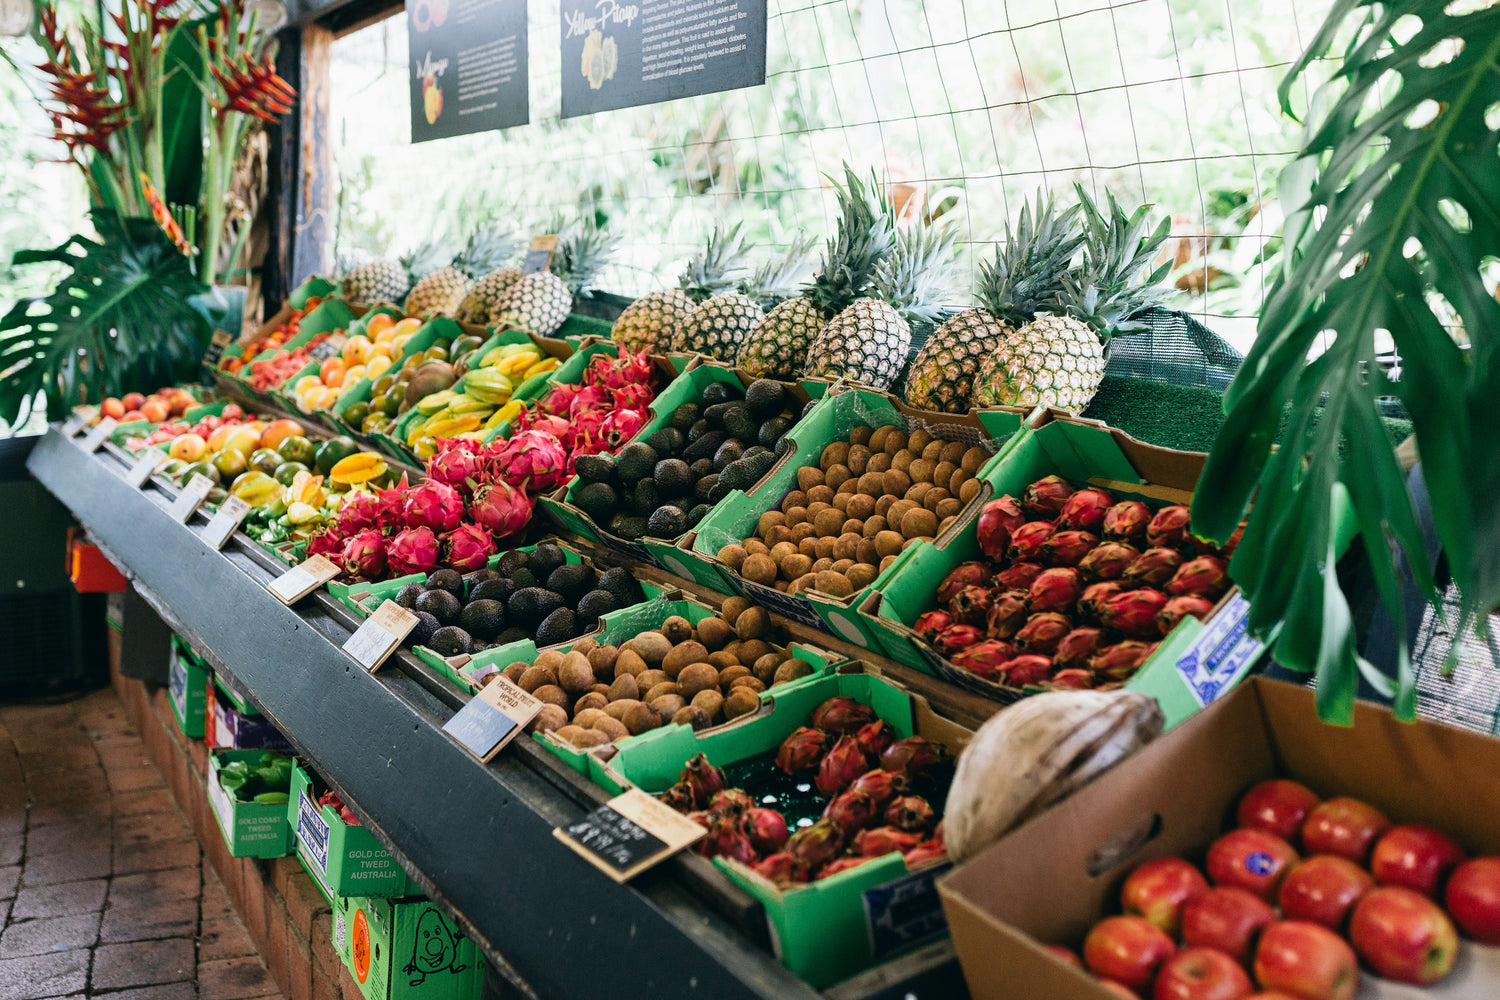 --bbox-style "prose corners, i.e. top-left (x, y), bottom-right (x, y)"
top-left (559, 0), bottom-right (767, 119)
top-left (408, 0), bottom-right (529, 142)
